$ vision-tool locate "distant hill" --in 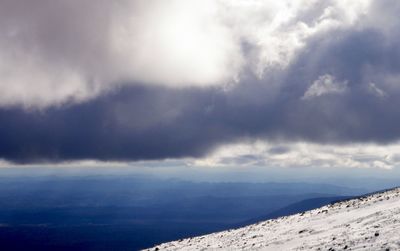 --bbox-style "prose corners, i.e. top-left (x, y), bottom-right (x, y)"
top-left (236, 195), bottom-right (353, 227)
